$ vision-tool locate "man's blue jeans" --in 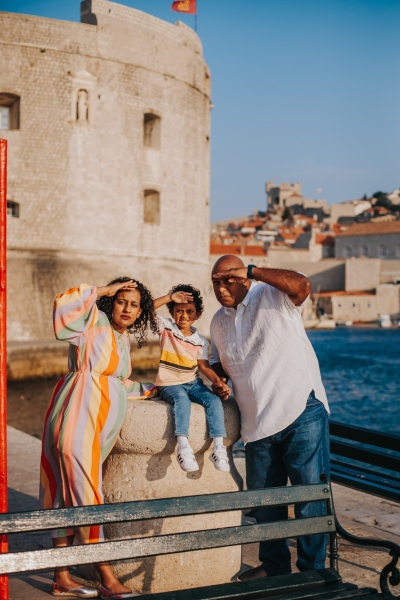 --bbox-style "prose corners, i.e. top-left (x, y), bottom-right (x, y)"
top-left (159, 378), bottom-right (227, 438)
top-left (245, 392), bottom-right (330, 576)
